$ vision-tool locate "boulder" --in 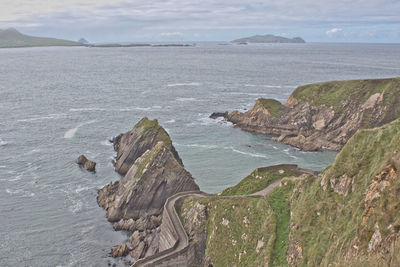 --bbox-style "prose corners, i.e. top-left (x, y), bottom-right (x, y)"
top-left (77, 155), bottom-right (96, 172)
top-left (209, 112), bottom-right (228, 119)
